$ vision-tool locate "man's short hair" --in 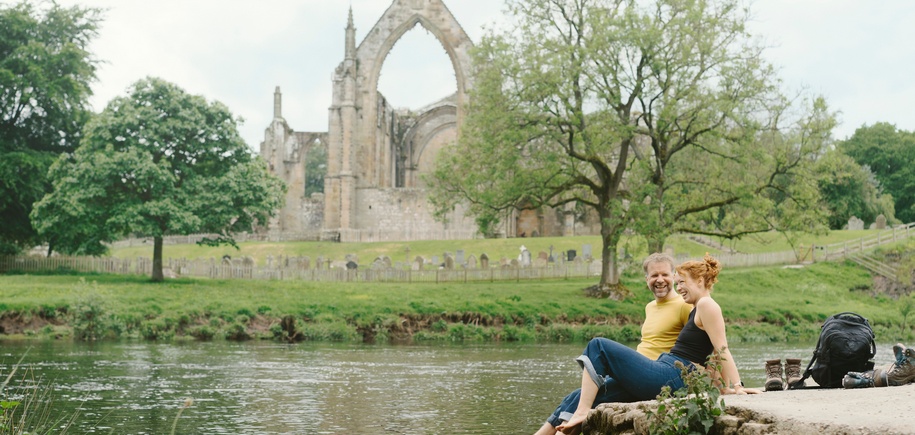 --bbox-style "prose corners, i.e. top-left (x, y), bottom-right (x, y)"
top-left (642, 252), bottom-right (675, 275)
